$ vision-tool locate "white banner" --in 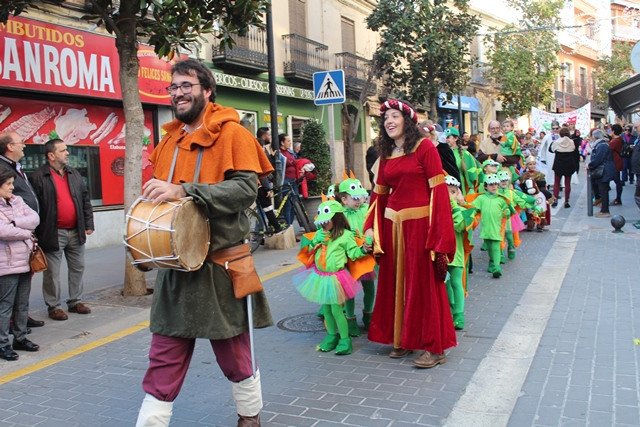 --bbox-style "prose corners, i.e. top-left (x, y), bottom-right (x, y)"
top-left (530, 104), bottom-right (591, 138)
